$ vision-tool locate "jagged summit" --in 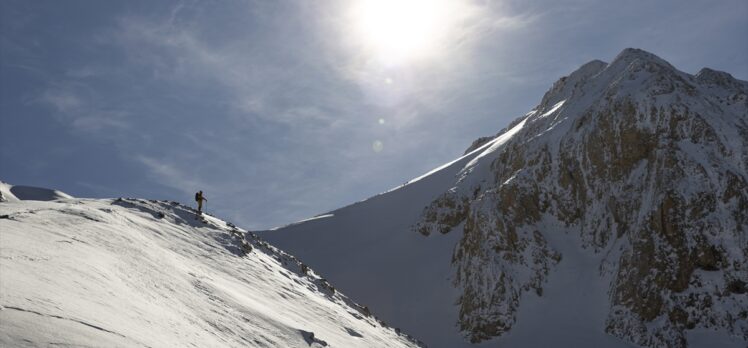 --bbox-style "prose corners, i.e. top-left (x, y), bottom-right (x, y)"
top-left (538, 58), bottom-right (606, 109)
top-left (611, 47), bottom-right (675, 69)
top-left (485, 48), bottom-right (746, 154)
top-left (537, 48), bottom-right (675, 108)
top-left (467, 48), bottom-right (693, 156)
top-left (539, 48), bottom-right (684, 108)
top-left (264, 49), bottom-right (748, 348)
top-left (696, 67), bottom-right (747, 90)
